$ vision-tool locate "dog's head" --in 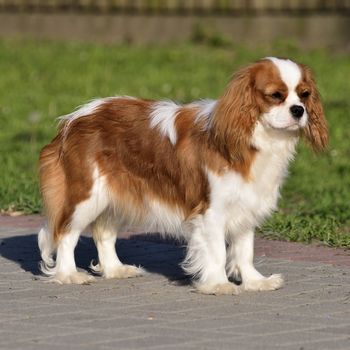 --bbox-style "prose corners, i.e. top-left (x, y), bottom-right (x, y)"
top-left (212, 57), bottom-right (328, 162)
